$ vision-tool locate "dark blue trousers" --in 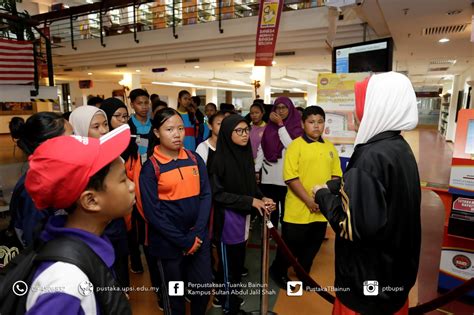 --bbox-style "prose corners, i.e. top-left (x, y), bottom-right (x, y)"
top-left (158, 238), bottom-right (212, 315)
